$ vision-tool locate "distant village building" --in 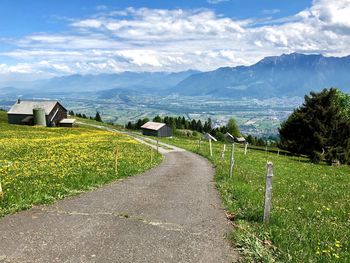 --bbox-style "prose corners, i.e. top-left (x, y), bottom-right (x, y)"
top-left (235, 137), bottom-right (247, 144)
top-left (225, 132), bottom-right (246, 144)
top-left (141, 121), bottom-right (172, 137)
top-left (7, 99), bottom-right (75, 127)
